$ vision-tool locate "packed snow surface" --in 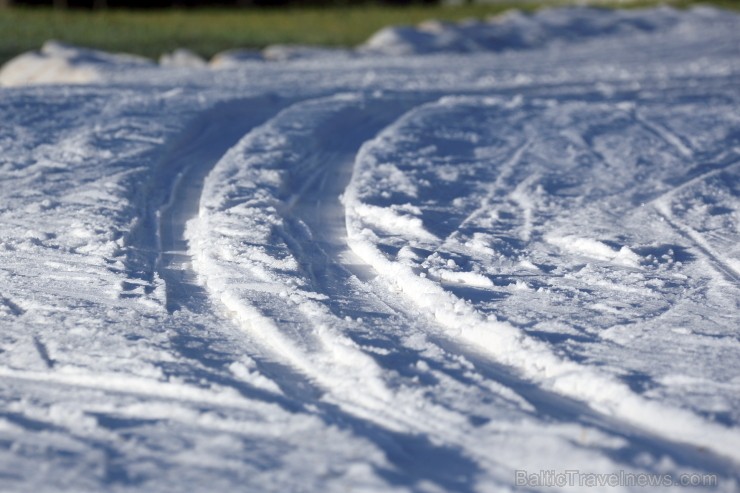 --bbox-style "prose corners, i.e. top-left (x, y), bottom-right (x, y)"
top-left (1, 6), bottom-right (739, 492)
